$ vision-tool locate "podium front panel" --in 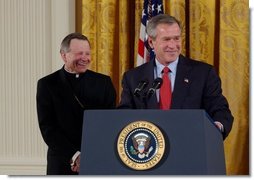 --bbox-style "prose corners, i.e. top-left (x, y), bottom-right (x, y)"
top-left (79, 109), bottom-right (225, 175)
